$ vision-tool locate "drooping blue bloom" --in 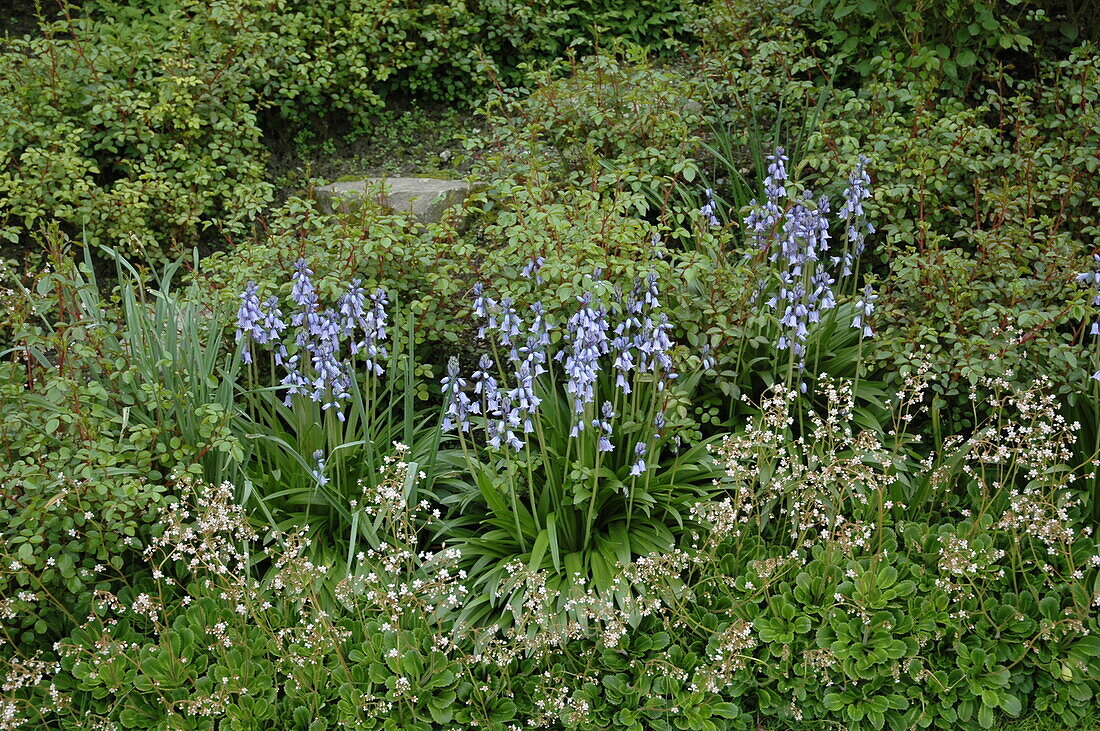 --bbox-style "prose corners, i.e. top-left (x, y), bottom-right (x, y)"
top-left (560, 292), bottom-right (610, 423)
top-left (306, 309), bottom-right (352, 416)
top-left (290, 260), bottom-right (320, 341)
top-left (472, 282), bottom-right (496, 339)
top-left (236, 282), bottom-right (264, 363)
top-left (520, 256), bottom-right (546, 284)
top-left (472, 354), bottom-right (501, 415)
top-left (357, 288), bottom-right (389, 376)
top-left (700, 188), bottom-right (720, 228)
top-left (852, 284), bottom-right (877, 339)
top-left (840, 155), bottom-right (873, 257)
top-left (337, 279), bottom-right (367, 338)
top-left (629, 441), bottom-right (647, 476)
top-left (441, 357), bottom-right (476, 433)
top-left (592, 401), bottom-right (615, 453)
top-left (310, 449), bottom-right (329, 486)
top-left (260, 296), bottom-right (286, 343)
top-left (700, 344), bottom-right (716, 372)
top-left (497, 298), bottom-right (523, 350)
top-left (510, 360), bottom-right (541, 434)
top-left (515, 302), bottom-right (550, 376)
top-left (279, 352), bottom-right (309, 406)
top-left (1078, 255), bottom-right (1100, 287)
